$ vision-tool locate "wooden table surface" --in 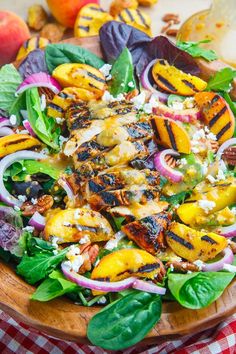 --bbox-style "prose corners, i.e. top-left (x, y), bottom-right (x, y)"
top-left (1, 0), bottom-right (211, 36)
